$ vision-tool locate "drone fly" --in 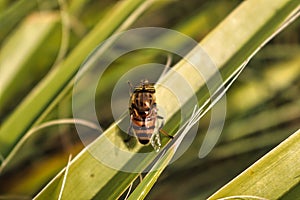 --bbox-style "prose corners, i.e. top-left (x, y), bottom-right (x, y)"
top-left (128, 80), bottom-right (173, 151)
